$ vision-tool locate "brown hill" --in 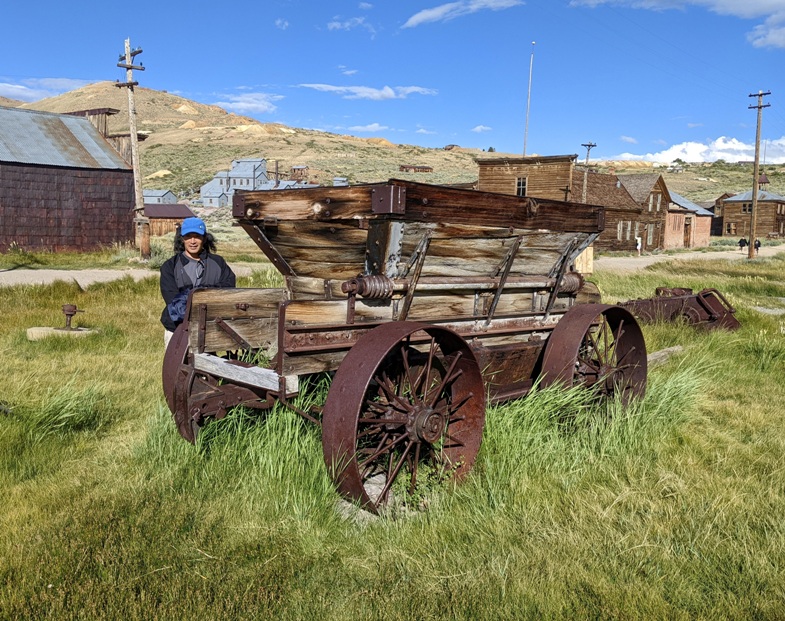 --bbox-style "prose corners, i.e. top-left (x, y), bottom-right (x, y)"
top-left (0, 95), bottom-right (24, 108)
top-left (19, 81), bottom-right (490, 195)
top-left (17, 81), bottom-right (775, 202)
